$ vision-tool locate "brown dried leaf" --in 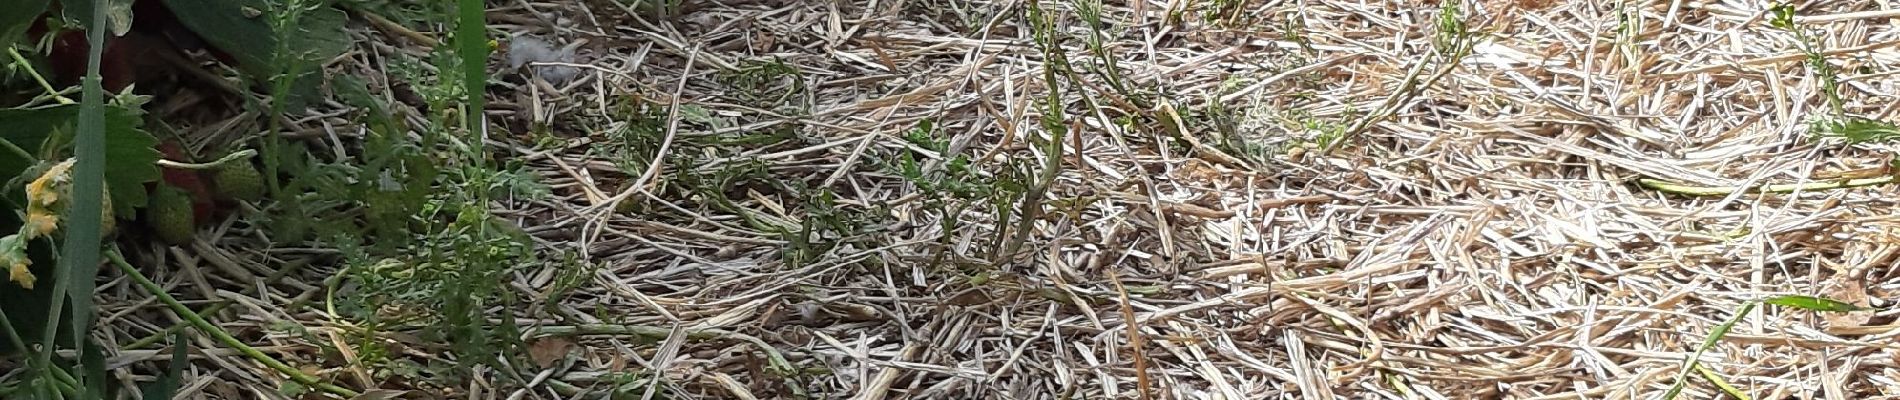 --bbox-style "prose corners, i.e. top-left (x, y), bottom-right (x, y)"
top-left (1822, 280), bottom-right (1875, 334)
top-left (527, 337), bottom-right (575, 369)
